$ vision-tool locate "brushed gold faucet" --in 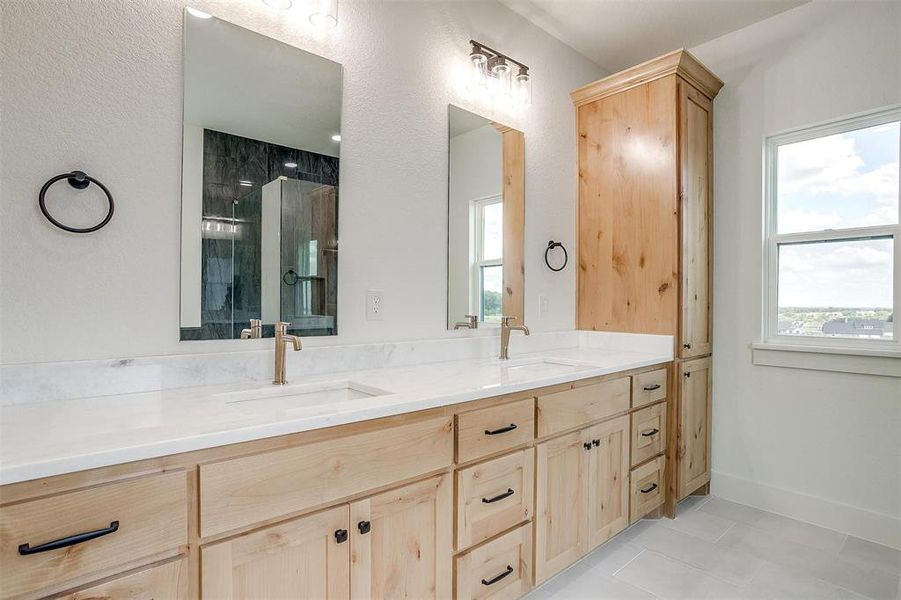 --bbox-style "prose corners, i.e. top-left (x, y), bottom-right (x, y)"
top-left (453, 315), bottom-right (479, 330)
top-left (499, 316), bottom-right (529, 360)
top-left (240, 319), bottom-right (262, 339)
top-left (273, 321), bottom-right (302, 385)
